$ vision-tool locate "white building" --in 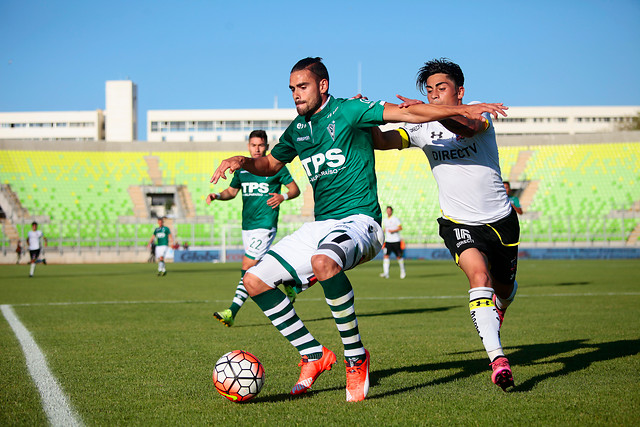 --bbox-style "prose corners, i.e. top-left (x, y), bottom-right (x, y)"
top-left (0, 110), bottom-right (104, 141)
top-left (105, 80), bottom-right (137, 142)
top-left (147, 105), bottom-right (639, 142)
top-left (0, 81), bottom-right (136, 142)
top-left (1, 80), bottom-right (637, 143)
top-left (493, 106), bottom-right (639, 135)
top-left (147, 109), bottom-right (294, 143)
